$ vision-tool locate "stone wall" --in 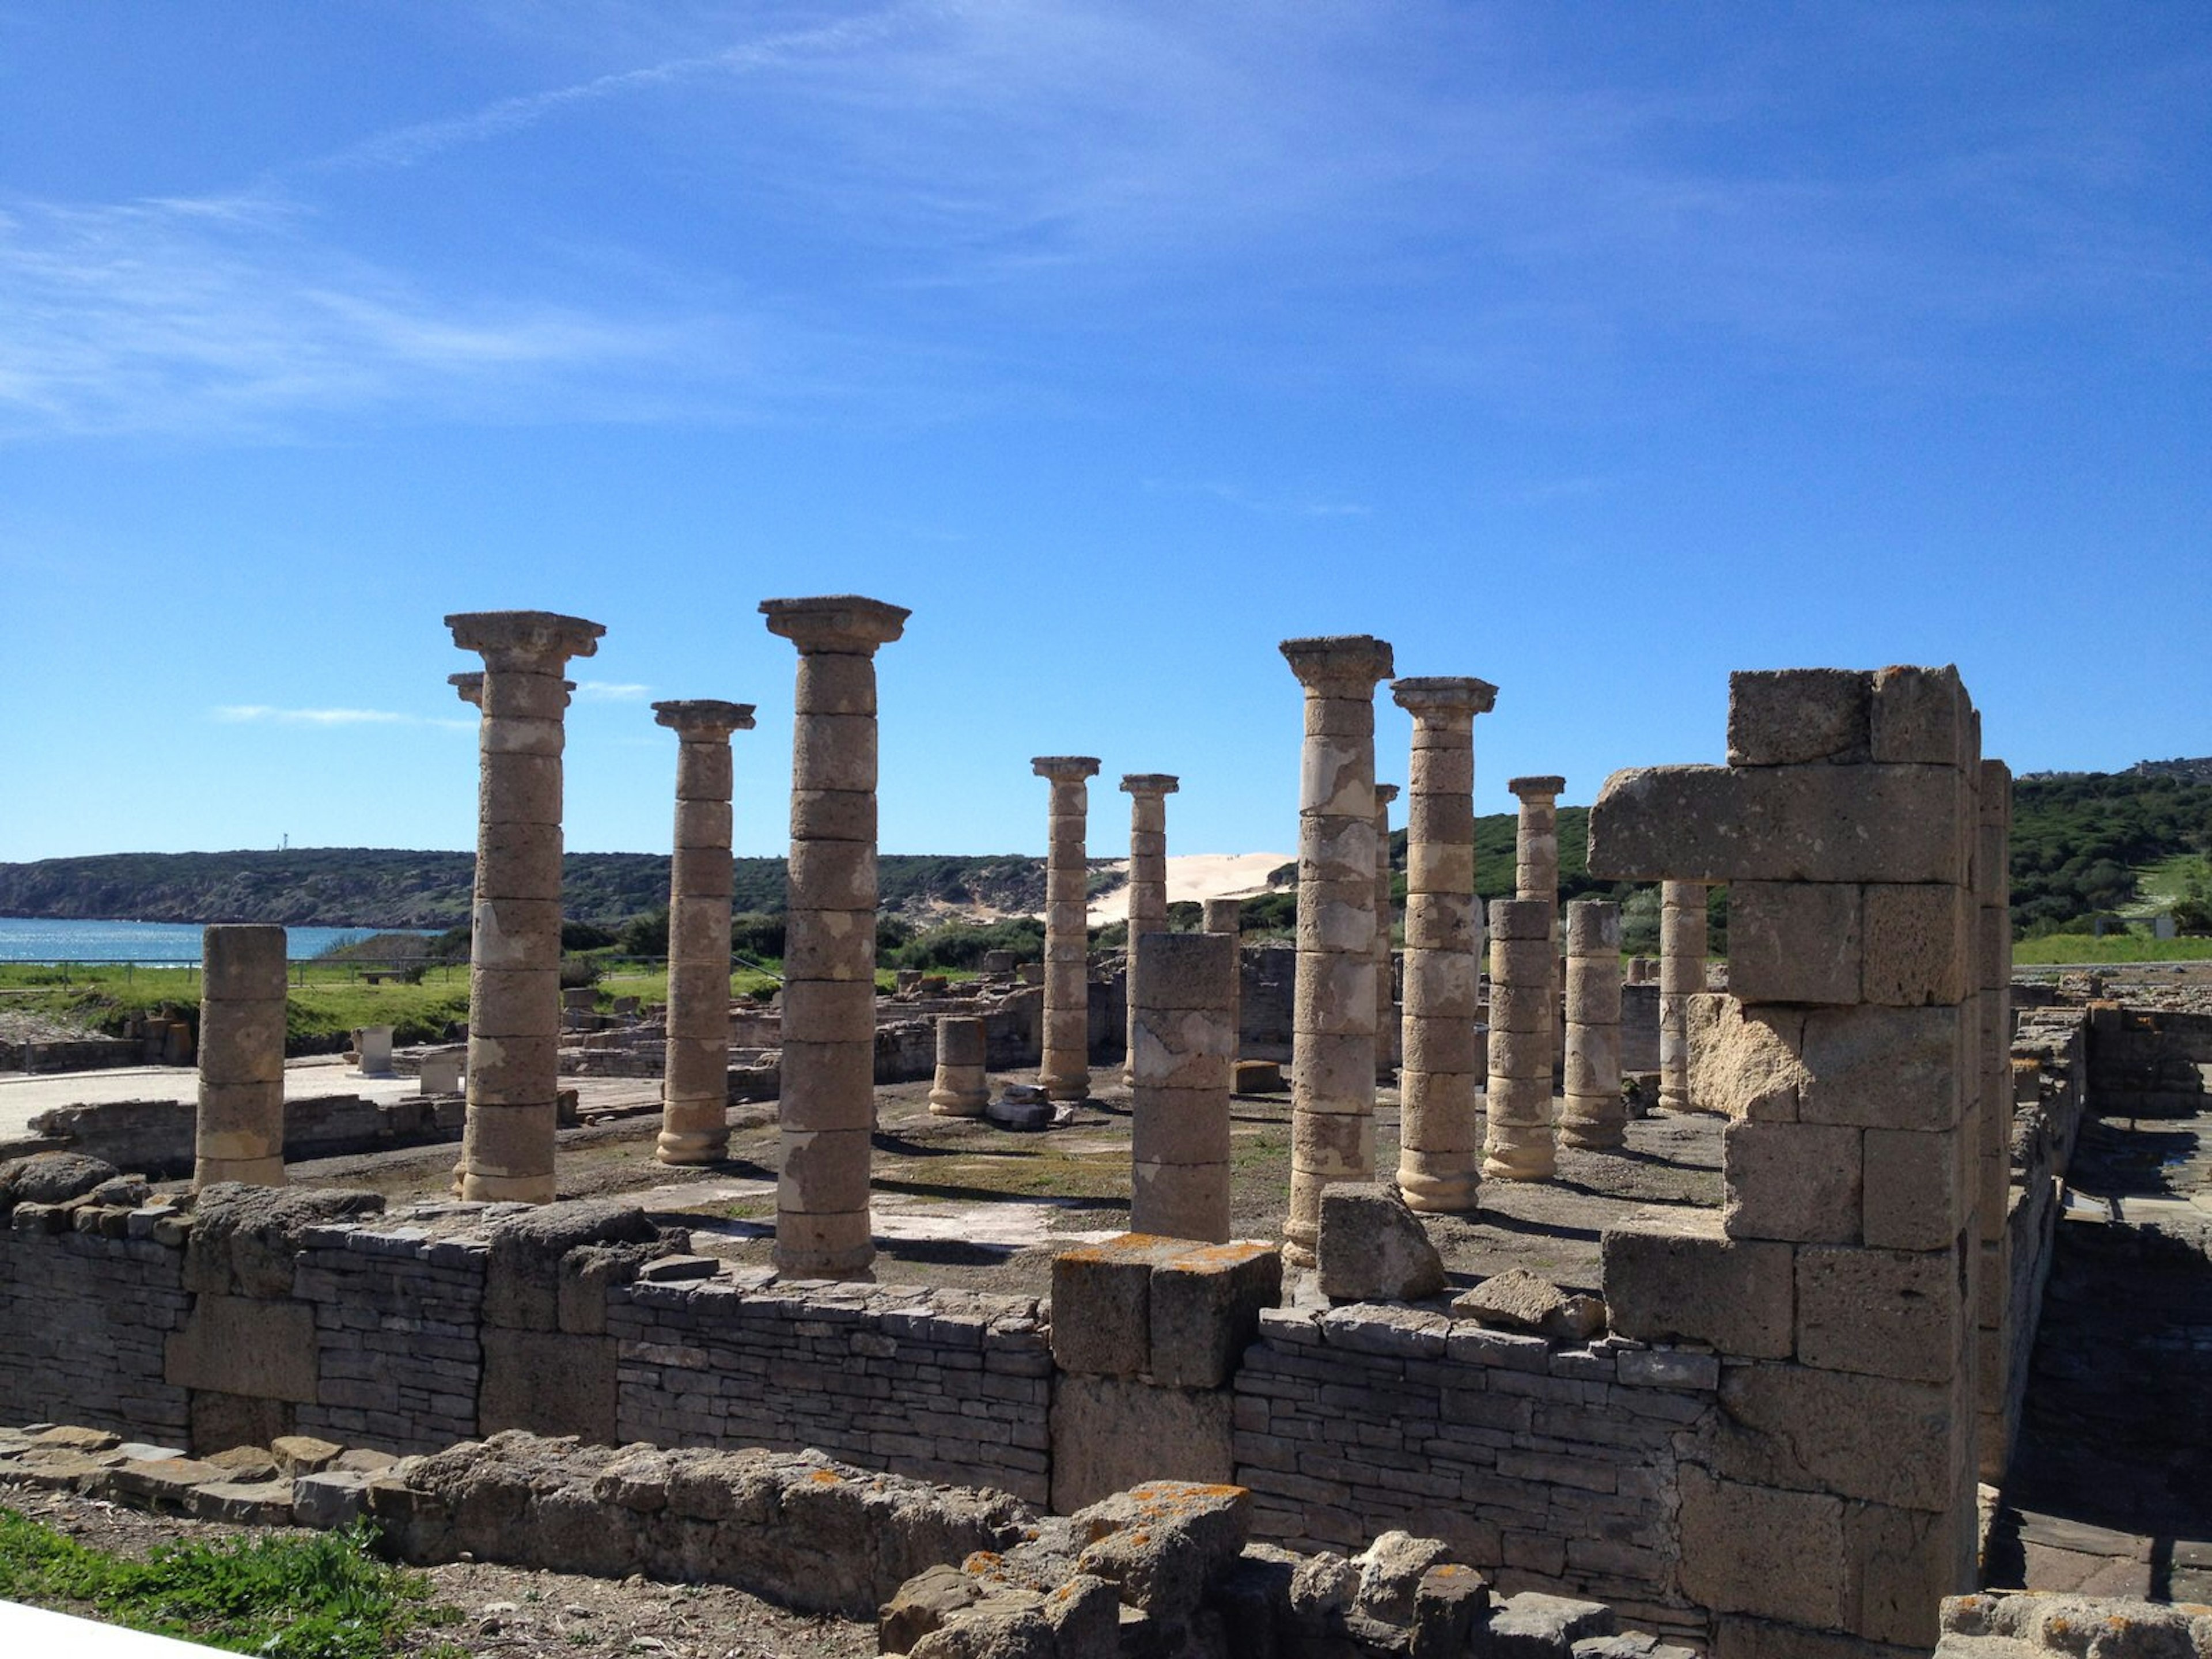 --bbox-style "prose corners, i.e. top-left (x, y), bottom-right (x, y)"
top-left (2082, 1004), bottom-right (2212, 1118)
top-left (19, 1093), bottom-right (462, 1177)
top-left (0, 1221), bottom-right (188, 1443)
